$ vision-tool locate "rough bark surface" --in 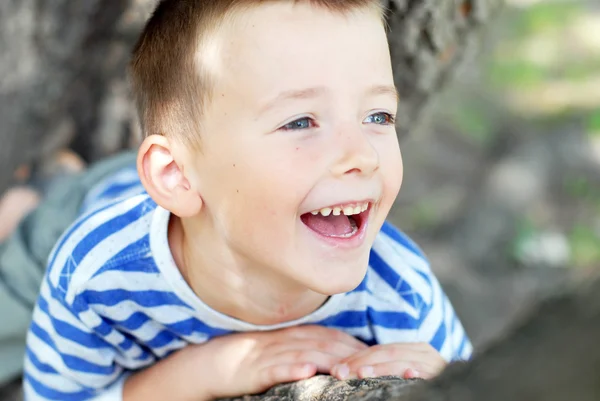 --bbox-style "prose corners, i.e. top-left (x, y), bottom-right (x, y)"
top-left (222, 274), bottom-right (600, 401)
top-left (0, 0), bottom-right (503, 195)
